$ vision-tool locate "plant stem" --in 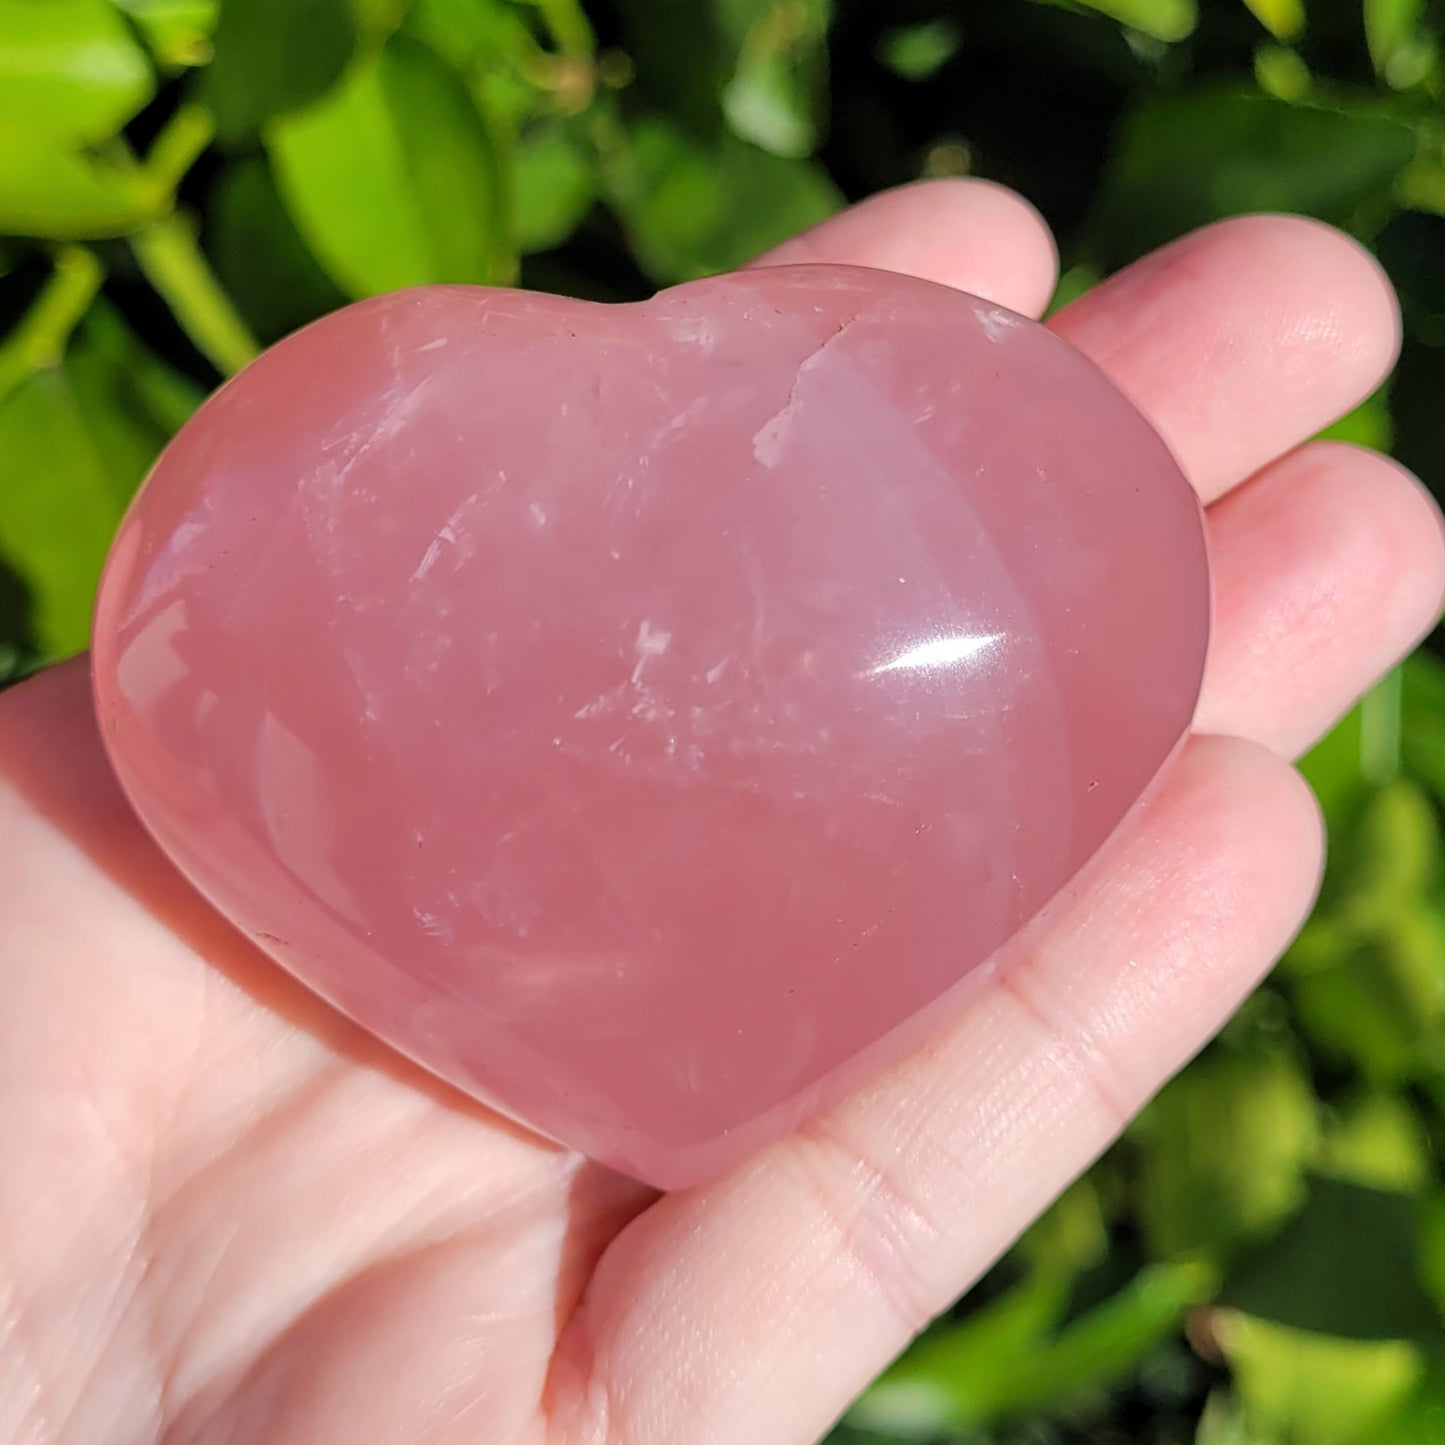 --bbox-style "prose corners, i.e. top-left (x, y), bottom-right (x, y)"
top-left (144, 103), bottom-right (216, 197)
top-left (0, 246), bottom-right (105, 406)
top-left (1361, 666), bottom-right (1404, 787)
top-left (130, 214), bottom-right (260, 376)
top-left (531, 0), bottom-right (594, 57)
